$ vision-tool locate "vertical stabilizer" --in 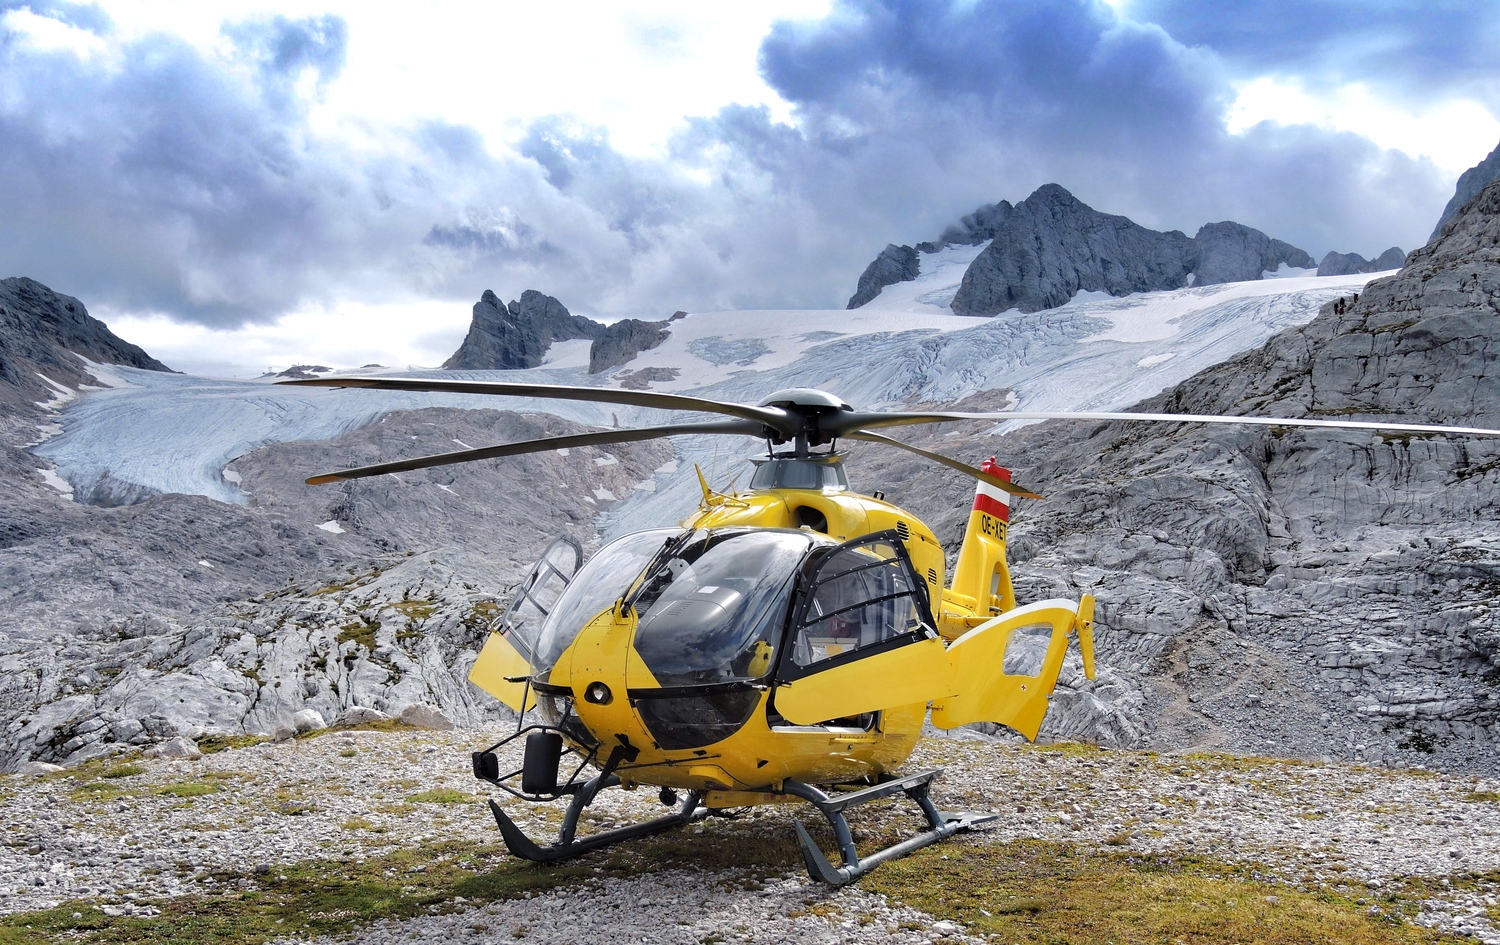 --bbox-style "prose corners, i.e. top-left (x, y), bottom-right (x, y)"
top-left (949, 457), bottom-right (1016, 616)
